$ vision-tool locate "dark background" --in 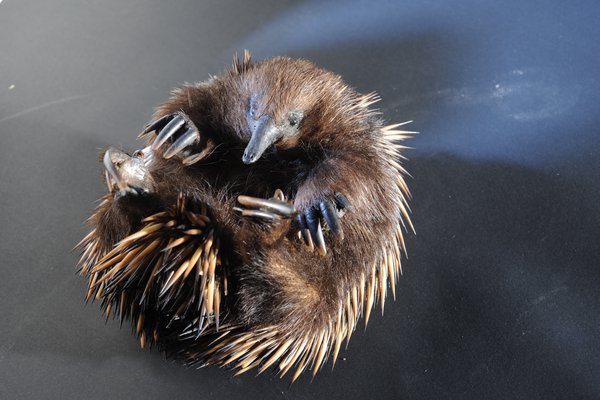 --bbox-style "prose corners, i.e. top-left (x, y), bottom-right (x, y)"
top-left (1, 0), bottom-right (599, 399)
